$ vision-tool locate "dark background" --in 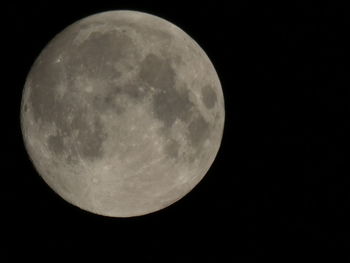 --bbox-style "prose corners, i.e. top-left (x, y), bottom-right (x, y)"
top-left (2, 1), bottom-right (349, 261)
